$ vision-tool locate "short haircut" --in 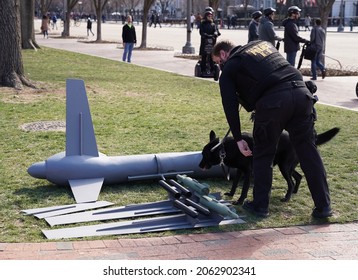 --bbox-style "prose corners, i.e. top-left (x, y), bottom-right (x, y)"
top-left (212, 40), bottom-right (235, 57)
top-left (315, 18), bottom-right (322, 25)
